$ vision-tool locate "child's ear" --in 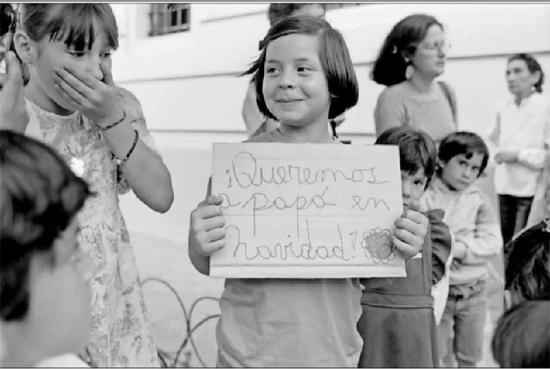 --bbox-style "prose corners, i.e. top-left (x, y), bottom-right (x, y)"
top-left (13, 30), bottom-right (37, 64)
top-left (436, 158), bottom-right (446, 174)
